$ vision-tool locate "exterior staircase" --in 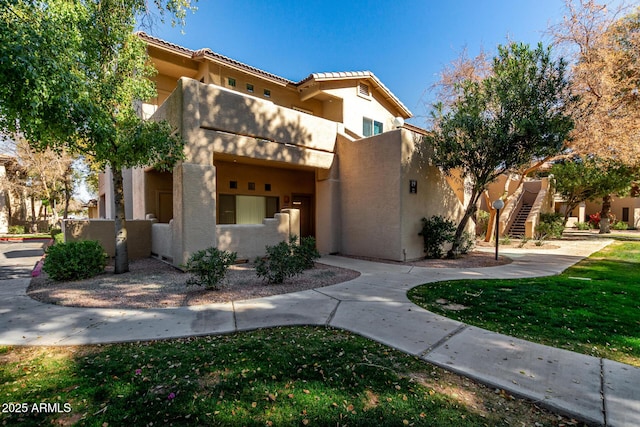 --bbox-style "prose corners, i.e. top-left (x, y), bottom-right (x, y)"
top-left (507, 204), bottom-right (532, 237)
